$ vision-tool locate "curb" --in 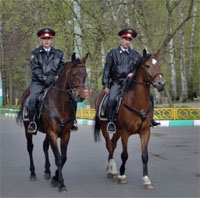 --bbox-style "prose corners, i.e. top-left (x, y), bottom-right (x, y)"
top-left (77, 119), bottom-right (200, 127)
top-left (159, 120), bottom-right (200, 127)
top-left (1, 113), bottom-right (200, 127)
